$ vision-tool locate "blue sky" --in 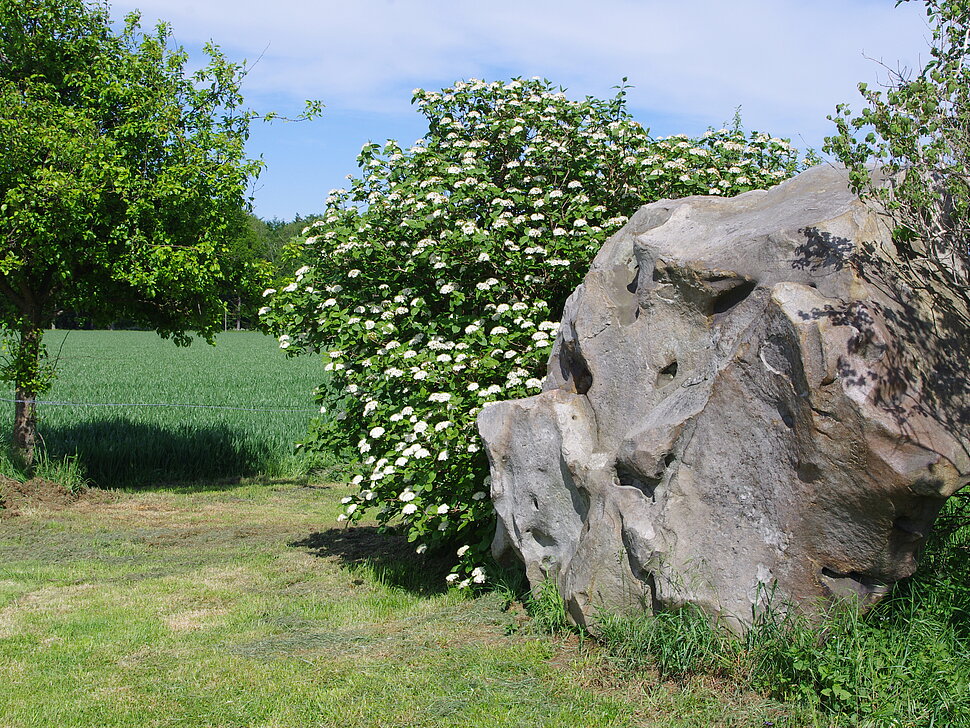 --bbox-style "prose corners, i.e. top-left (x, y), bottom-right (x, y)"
top-left (111, 0), bottom-right (931, 221)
